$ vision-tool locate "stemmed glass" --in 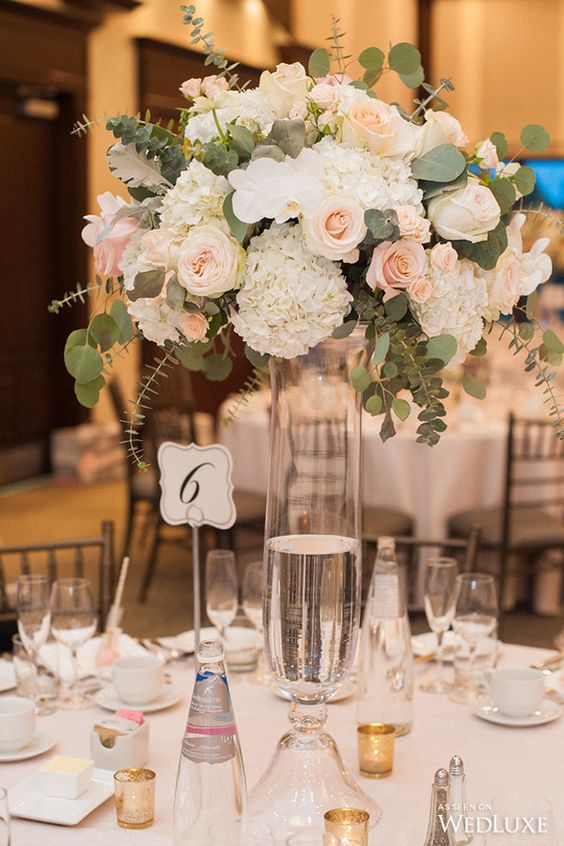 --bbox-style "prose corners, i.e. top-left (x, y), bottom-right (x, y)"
top-left (420, 558), bottom-right (458, 694)
top-left (16, 574), bottom-right (52, 707)
top-left (205, 550), bottom-right (238, 642)
top-left (242, 561), bottom-right (269, 683)
top-left (452, 573), bottom-right (498, 703)
top-left (50, 578), bottom-right (97, 710)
